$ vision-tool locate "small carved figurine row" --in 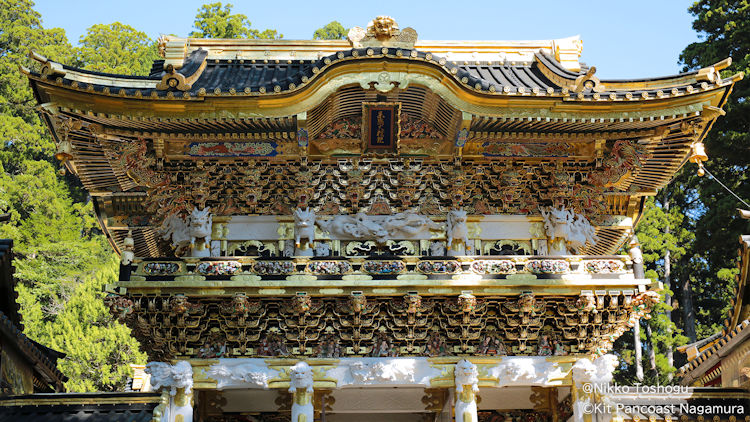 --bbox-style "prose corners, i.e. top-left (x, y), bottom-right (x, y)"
top-left (194, 330), bottom-right (569, 359)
